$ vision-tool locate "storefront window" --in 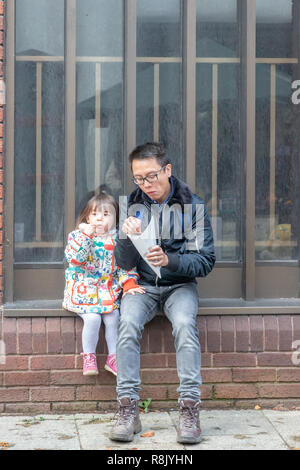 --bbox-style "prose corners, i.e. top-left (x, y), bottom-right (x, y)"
top-left (14, 0), bottom-right (65, 263)
top-left (136, 0), bottom-right (183, 176)
top-left (255, 0), bottom-right (299, 261)
top-left (76, 0), bottom-right (124, 212)
top-left (196, 0), bottom-right (240, 262)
